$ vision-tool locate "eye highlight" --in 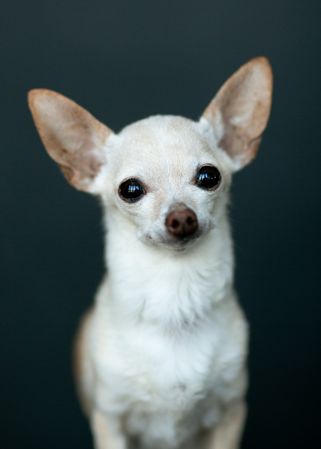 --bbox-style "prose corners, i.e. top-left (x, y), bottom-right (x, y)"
top-left (118, 178), bottom-right (146, 203)
top-left (195, 165), bottom-right (221, 191)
